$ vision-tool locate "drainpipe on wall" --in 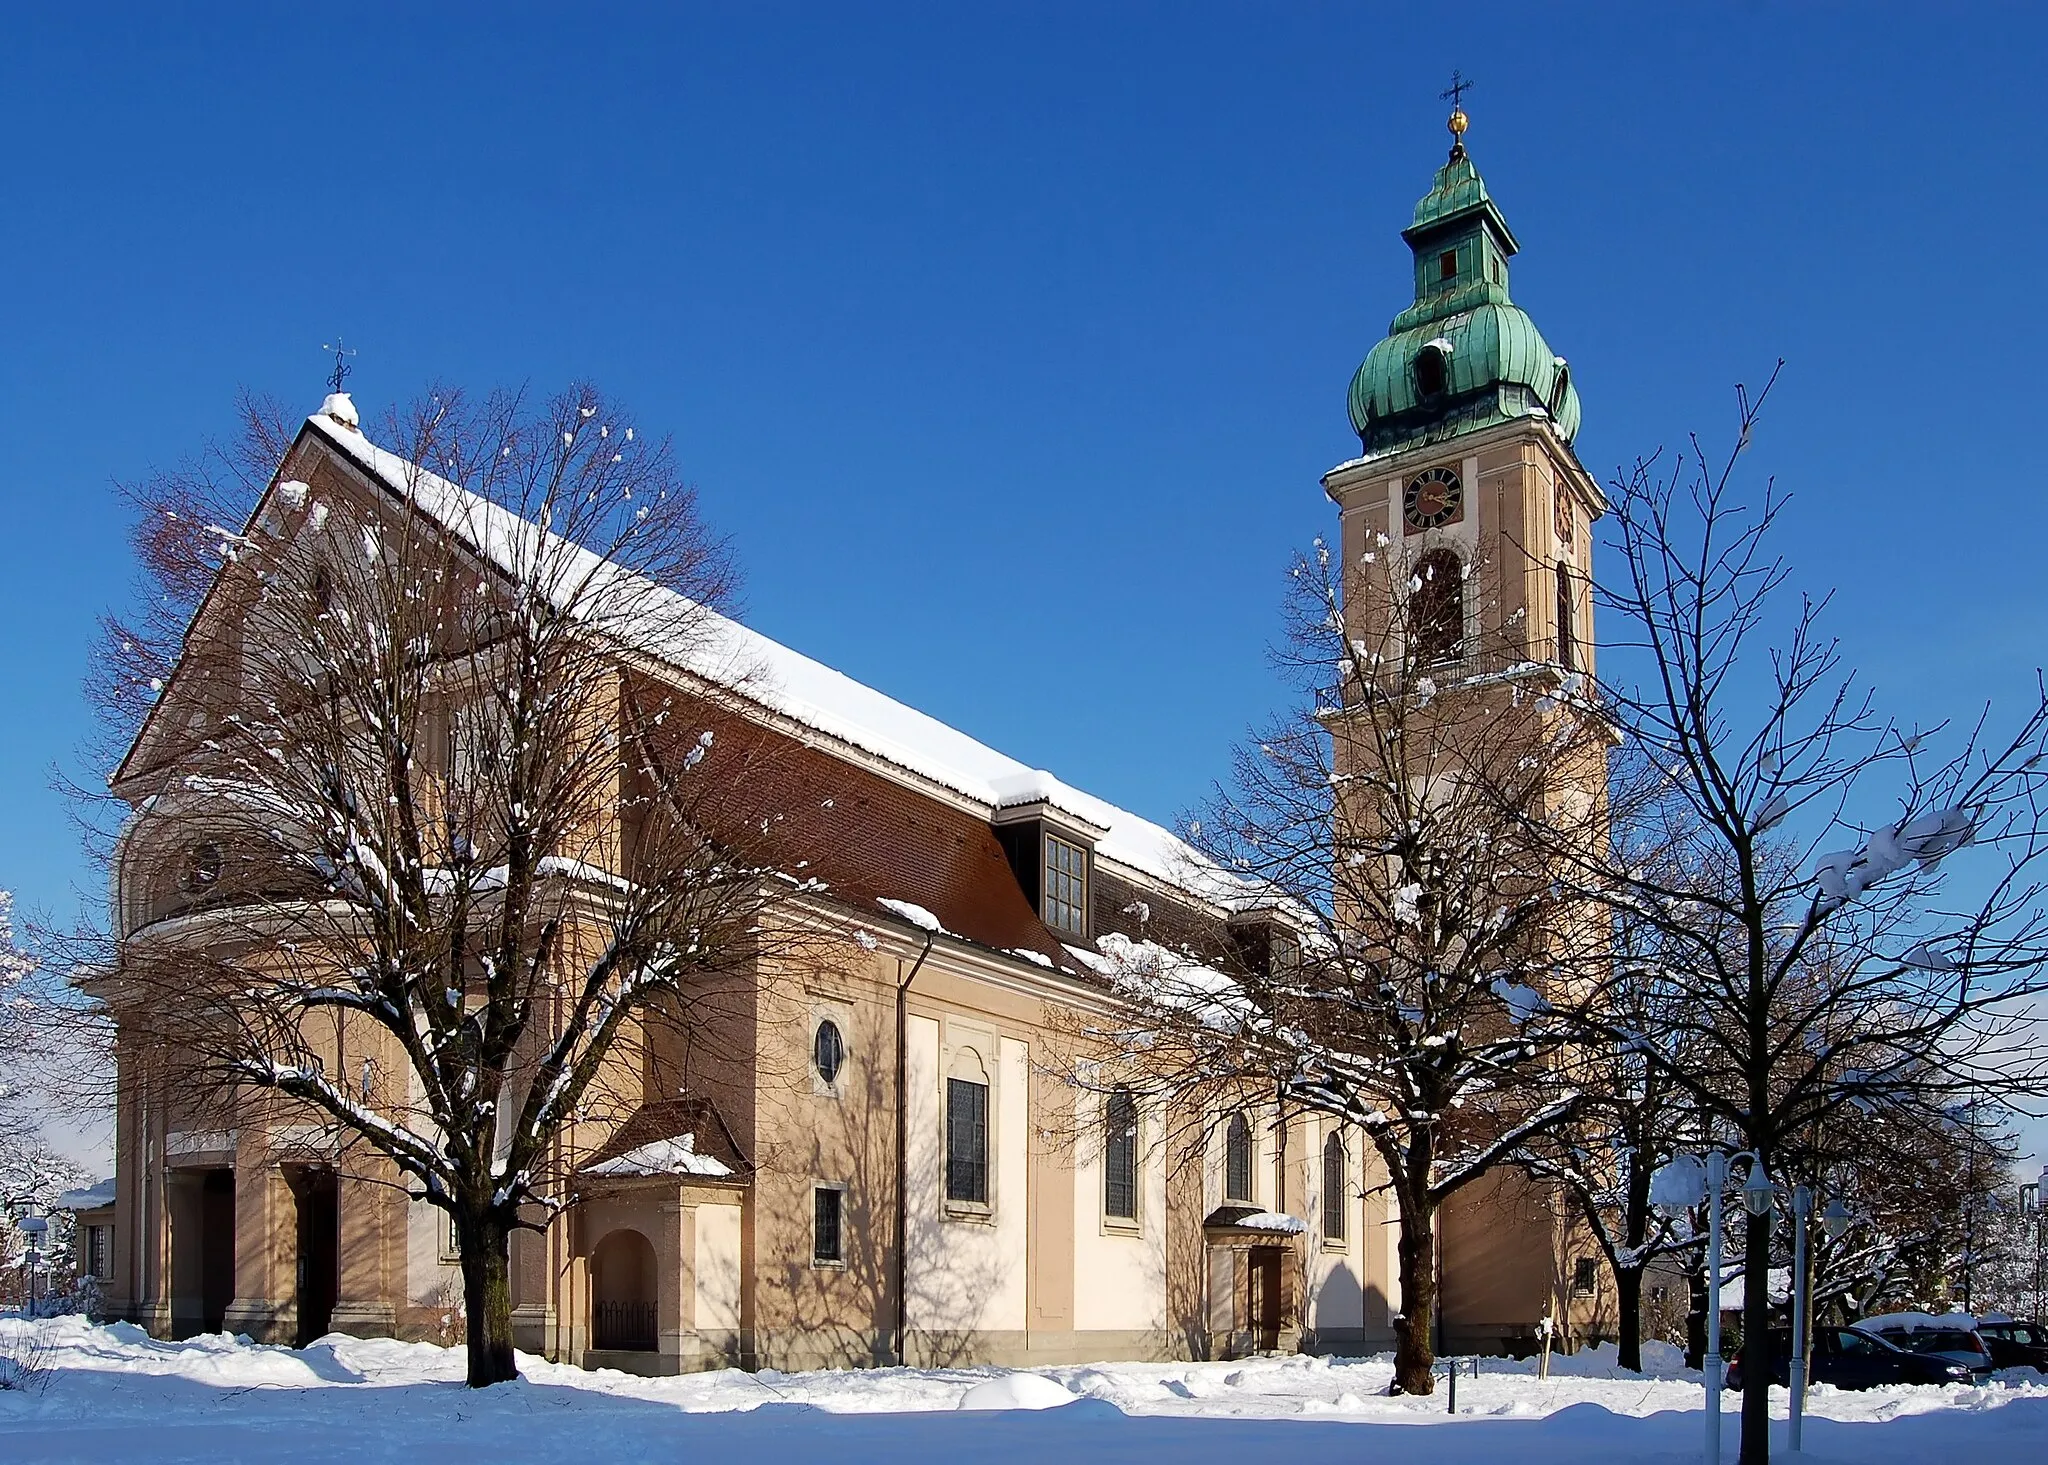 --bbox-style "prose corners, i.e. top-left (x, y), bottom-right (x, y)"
top-left (892, 930), bottom-right (936, 1367)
